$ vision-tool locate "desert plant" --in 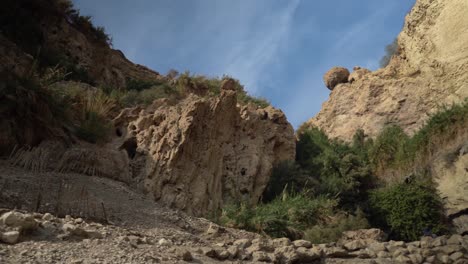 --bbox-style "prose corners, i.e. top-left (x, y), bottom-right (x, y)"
top-left (305, 208), bottom-right (370, 244)
top-left (296, 127), bottom-right (373, 210)
top-left (369, 179), bottom-right (447, 241)
top-left (220, 192), bottom-right (337, 239)
top-left (369, 125), bottom-right (409, 173)
top-left (262, 161), bottom-right (316, 203)
top-left (379, 38), bottom-right (399, 68)
top-left (75, 111), bottom-right (112, 144)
